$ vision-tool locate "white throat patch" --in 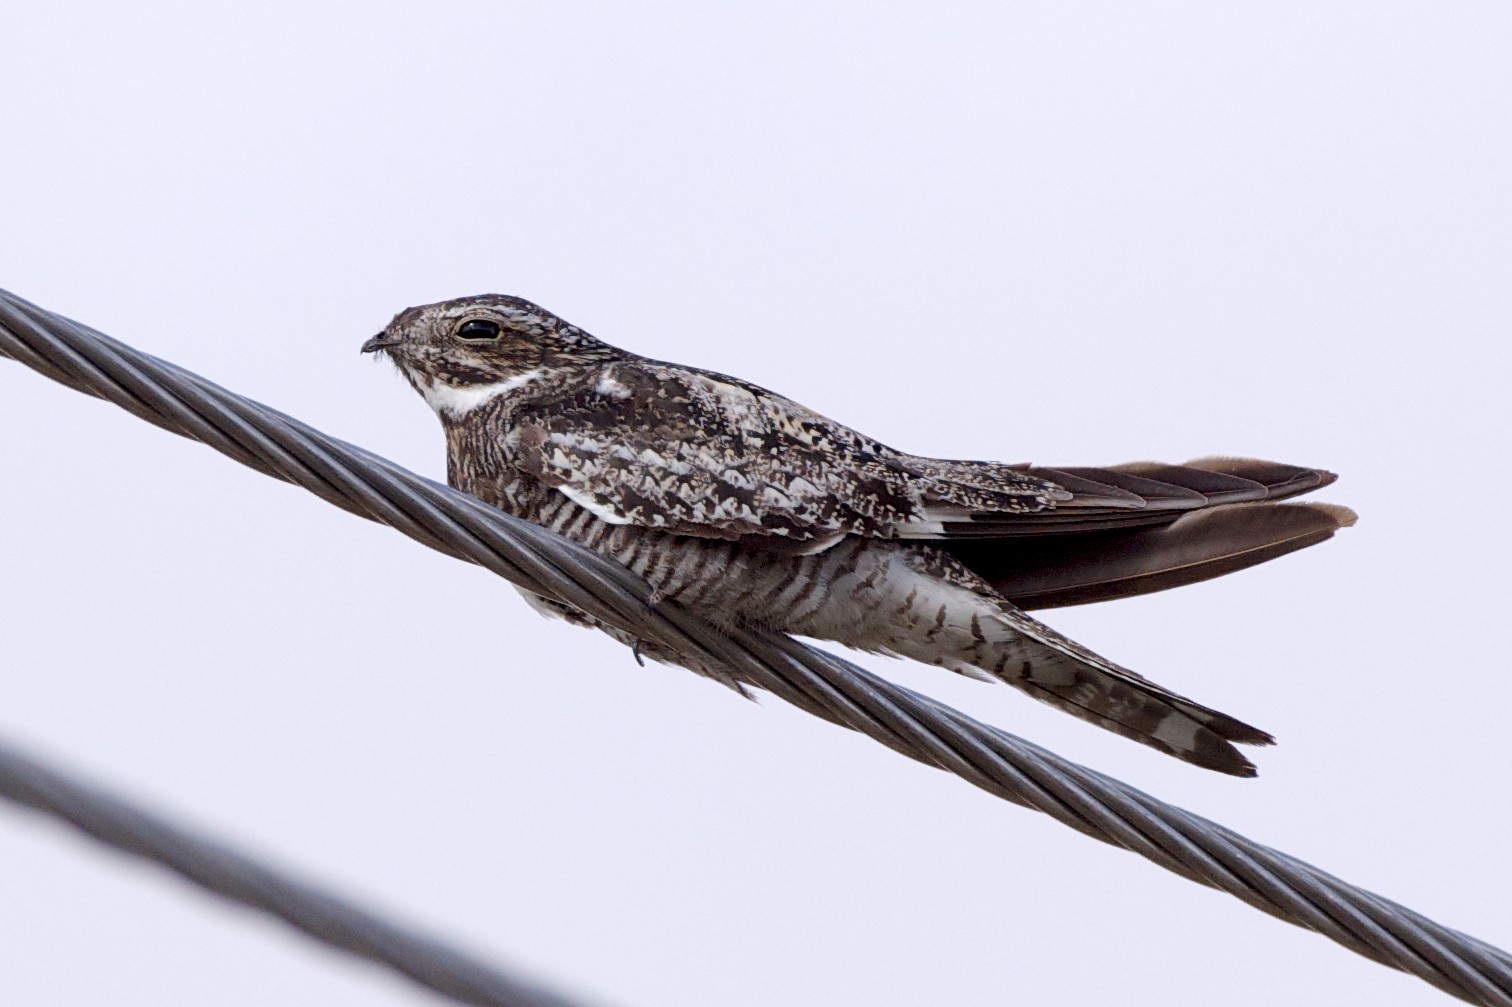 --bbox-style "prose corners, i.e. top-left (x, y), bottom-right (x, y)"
top-left (419, 369), bottom-right (544, 418)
